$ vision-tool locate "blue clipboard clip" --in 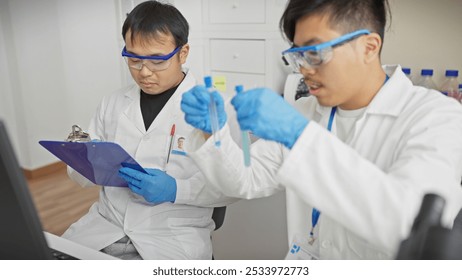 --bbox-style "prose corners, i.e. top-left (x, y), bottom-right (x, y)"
top-left (39, 140), bottom-right (147, 187)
